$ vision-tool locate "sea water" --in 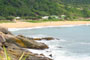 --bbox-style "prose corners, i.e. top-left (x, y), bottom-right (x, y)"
top-left (9, 25), bottom-right (90, 60)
